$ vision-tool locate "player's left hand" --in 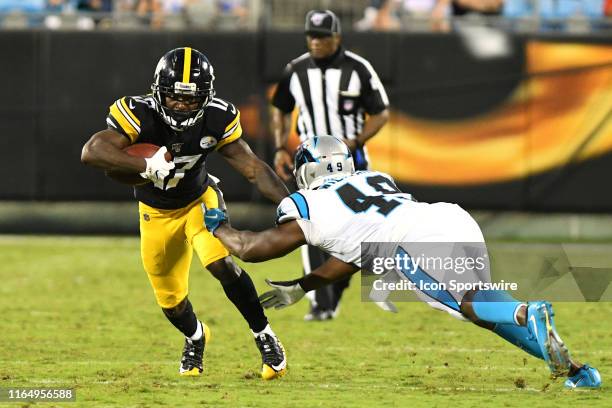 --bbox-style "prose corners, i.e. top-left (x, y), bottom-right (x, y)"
top-left (259, 279), bottom-right (305, 309)
top-left (204, 207), bottom-right (227, 233)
